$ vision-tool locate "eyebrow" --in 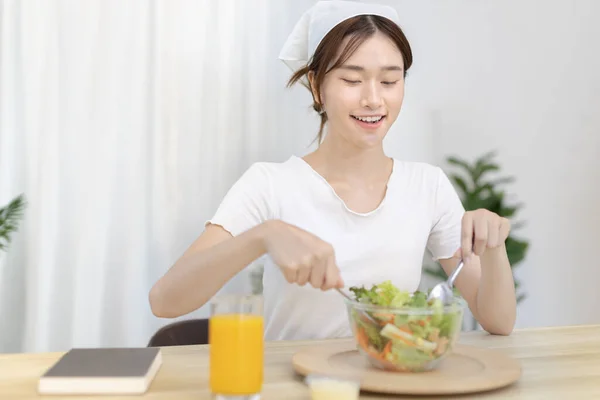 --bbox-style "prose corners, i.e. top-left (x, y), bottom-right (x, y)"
top-left (339, 64), bottom-right (404, 72)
